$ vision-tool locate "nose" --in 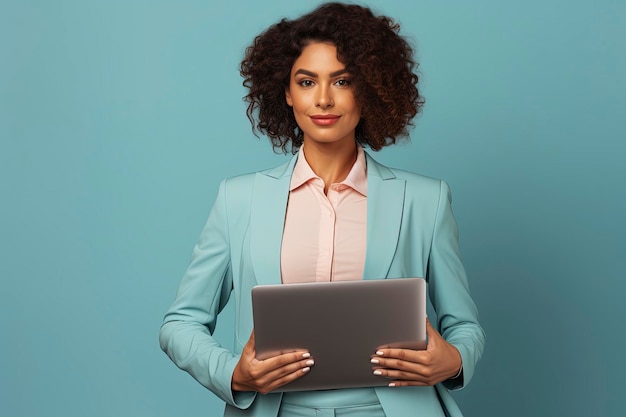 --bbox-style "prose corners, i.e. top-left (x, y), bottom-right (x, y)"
top-left (315, 85), bottom-right (334, 109)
